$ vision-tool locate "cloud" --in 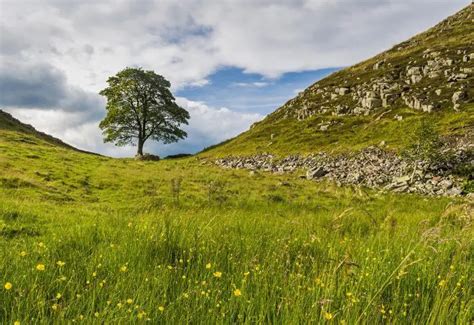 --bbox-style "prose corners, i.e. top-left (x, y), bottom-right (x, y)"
top-left (0, 60), bottom-right (104, 121)
top-left (233, 82), bottom-right (270, 88)
top-left (4, 99), bottom-right (262, 157)
top-left (0, 0), bottom-right (467, 90)
top-left (0, 0), bottom-right (468, 156)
